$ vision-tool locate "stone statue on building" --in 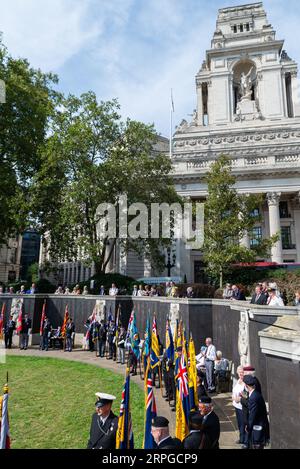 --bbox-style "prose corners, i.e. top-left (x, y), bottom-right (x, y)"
top-left (240, 67), bottom-right (254, 100)
top-left (238, 311), bottom-right (250, 367)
